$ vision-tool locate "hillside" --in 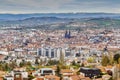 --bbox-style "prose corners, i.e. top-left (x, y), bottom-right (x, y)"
top-left (0, 14), bottom-right (120, 30)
